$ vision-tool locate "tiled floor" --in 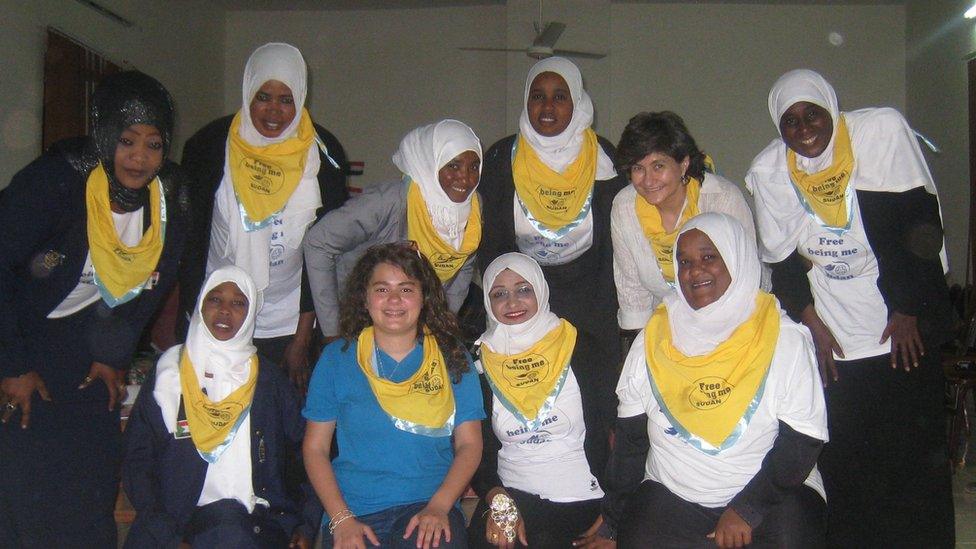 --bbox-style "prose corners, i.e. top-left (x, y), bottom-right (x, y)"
top-left (955, 460), bottom-right (976, 546)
